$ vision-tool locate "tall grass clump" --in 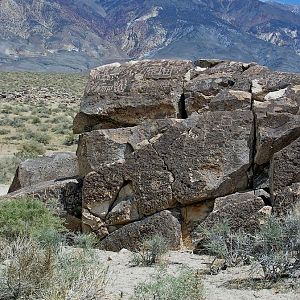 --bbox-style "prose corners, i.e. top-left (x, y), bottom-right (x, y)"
top-left (131, 234), bottom-right (169, 266)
